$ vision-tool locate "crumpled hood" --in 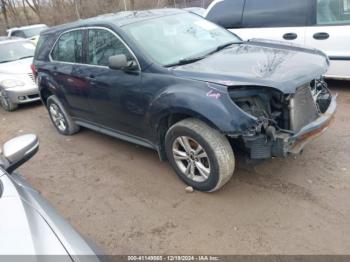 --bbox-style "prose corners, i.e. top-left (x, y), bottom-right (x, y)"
top-left (0, 58), bottom-right (33, 75)
top-left (172, 40), bottom-right (329, 94)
